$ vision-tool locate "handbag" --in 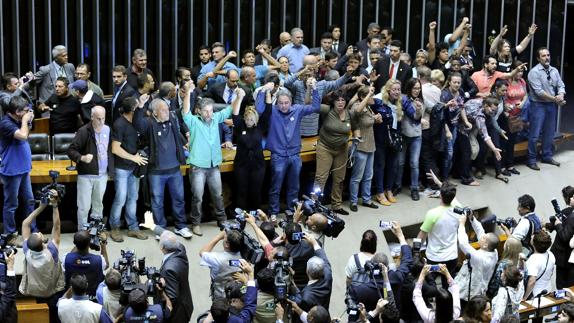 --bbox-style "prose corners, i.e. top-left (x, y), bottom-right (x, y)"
top-left (386, 124), bottom-right (403, 152)
top-left (507, 114), bottom-right (524, 133)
